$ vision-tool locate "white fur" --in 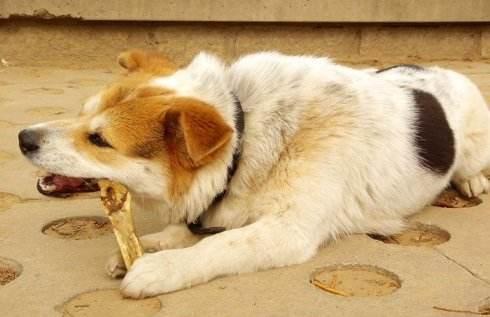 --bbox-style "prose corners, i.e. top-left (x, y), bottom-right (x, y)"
top-left (80, 93), bottom-right (102, 115)
top-left (22, 53), bottom-right (490, 298)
